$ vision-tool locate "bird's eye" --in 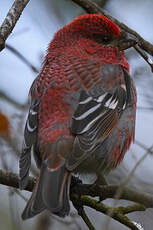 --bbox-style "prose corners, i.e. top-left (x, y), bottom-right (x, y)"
top-left (92, 34), bottom-right (111, 44)
top-left (103, 36), bottom-right (110, 43)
